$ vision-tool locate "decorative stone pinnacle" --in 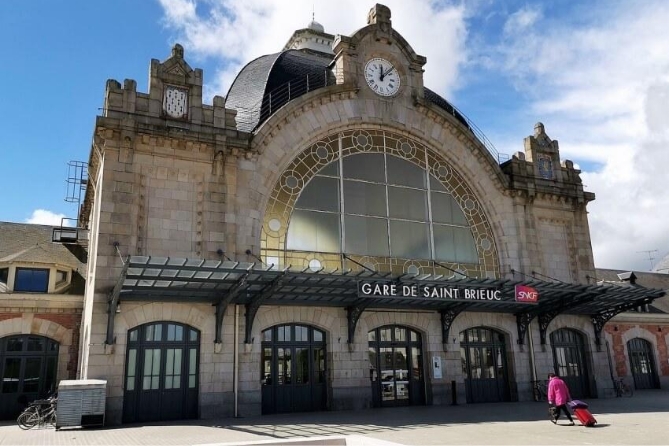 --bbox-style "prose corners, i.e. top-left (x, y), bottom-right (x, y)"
top-left (367, 4), bottom-right (391, 26)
